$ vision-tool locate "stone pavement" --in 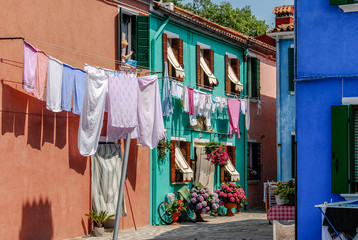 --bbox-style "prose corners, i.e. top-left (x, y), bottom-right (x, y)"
top-left (69, 209), bottom-right (272, 240)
